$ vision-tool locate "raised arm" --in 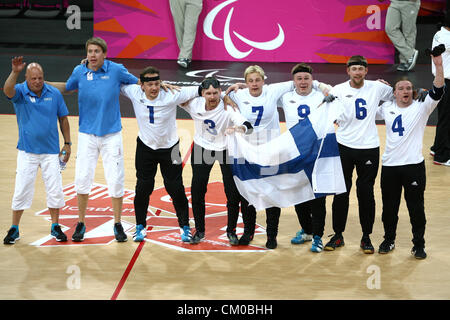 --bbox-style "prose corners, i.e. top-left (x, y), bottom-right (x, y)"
top-left (3, 56), bottom-right (26, 98)
top-left (432, 54), bottom-right (444, 88)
